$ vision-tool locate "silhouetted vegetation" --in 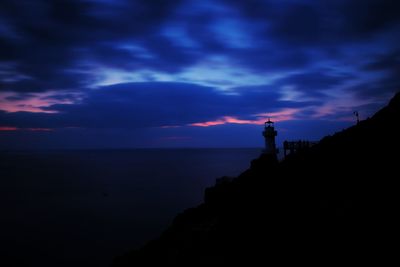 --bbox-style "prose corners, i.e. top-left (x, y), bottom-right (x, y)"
top-left (114, 92), bottom-right (400, 266)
